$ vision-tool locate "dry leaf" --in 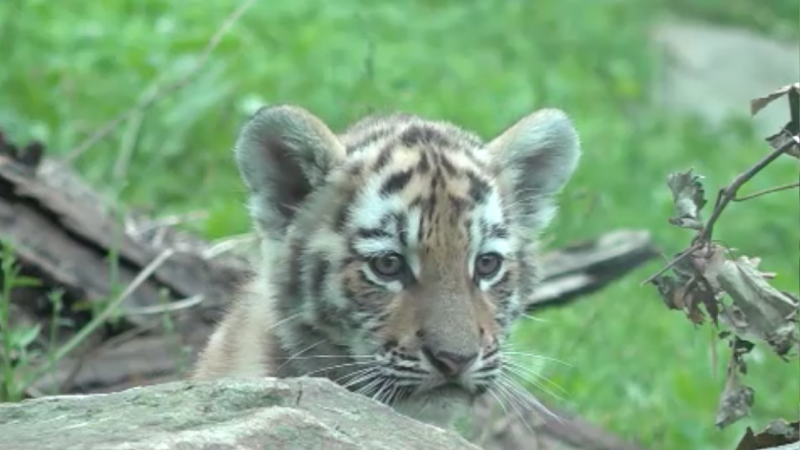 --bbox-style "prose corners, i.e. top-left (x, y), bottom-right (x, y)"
top-left (766, 126), bottom-right (800, 159)
top-left (652, 275), bottom-right (681, 310)
top-left (715, 338), bottom-right (756, 429)
top-left (670, 245), bottom-right (725, 325)
top-left (666, 169), bottom-right (708, 230)
top-left (715, 256), bottom-right (800, 358)
top-left (735, 419), bottom-right (799, 450)
top-left (715, 375), bottom-right (754, 429)
top-left (750, 83), bottom-right (800, 116)
top-left (653, 273), bottom-right (717, 325)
